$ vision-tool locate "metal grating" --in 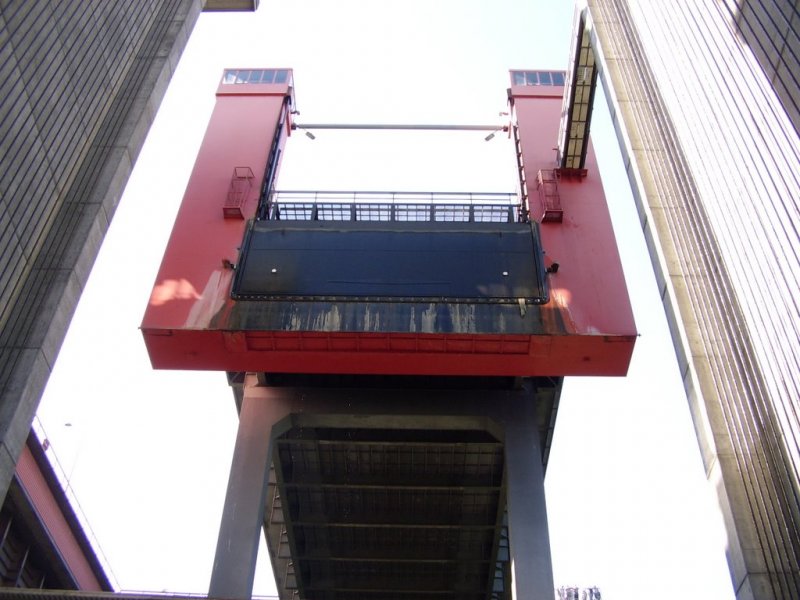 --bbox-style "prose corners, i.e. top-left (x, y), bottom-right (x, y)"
top-left (270, 429), bottom-right (508, 600)
top-left (222, 167), bottom-right (254, 219)
top-left (537, 169), bottom-right (563, 223)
